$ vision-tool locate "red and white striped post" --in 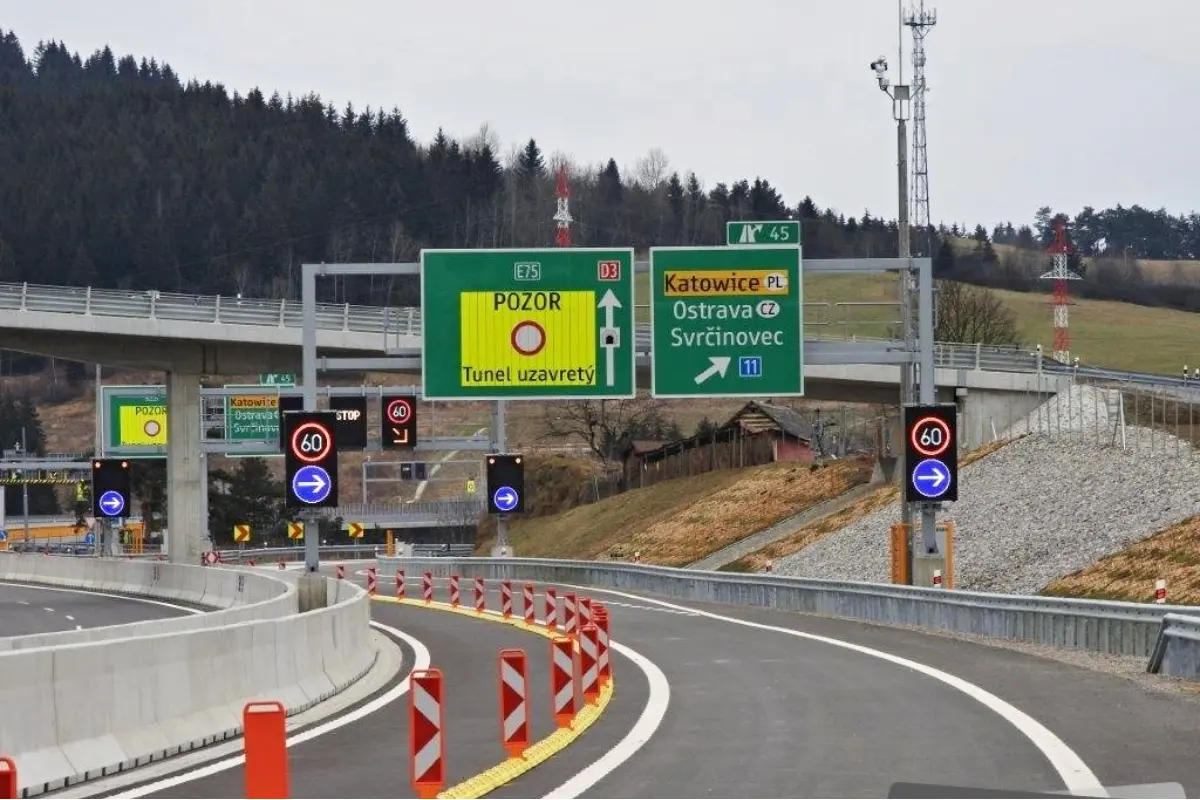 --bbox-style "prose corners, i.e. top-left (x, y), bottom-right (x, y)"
top-left (247, 558), bottom-right (256, 567)
top-left (366, 566), bottom-right (377, 596)
top-left (335, 564), bottom-right (345, 580)
top-left (409, 668), bottom-right (445, 799)
top-left (932, 569), bottom-right (942, 588)
top-left (562, 593), bottom-right (578, 639)
top-left (500, 580), bottom-right (513, 619)
top-left (578, 596), bottom-right (593, 628)
top-left (497, 648), bottom-right (530, 758)
top-left (277, 559), bottom-right (285, 570)
top-left (449, 574), bottom-right (461, 608)
top-left (522, 583), bottom-right (536, 626)
top-left (545, 587), bottom-right (558, 632)
top-left (594, 604), bottom-right (612, 688)
top-left (396, 569), bottom-right (405, 599)
top-left (579, 623), bottom-right (600, 705)
top-left (422, 572), bottom-right (433, 604)
top-left (1156, 579), bottom-right (1167, 604)
top-left (549, 636), bottom-right (577, 728)
top-left (474, 576), bottom-right (486, 615)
